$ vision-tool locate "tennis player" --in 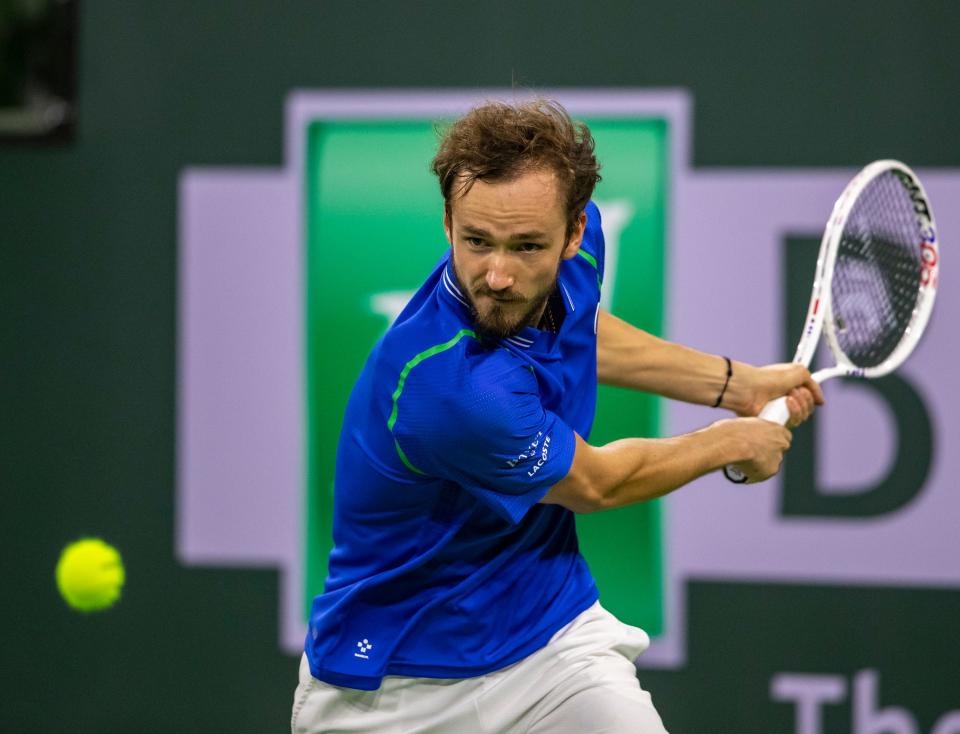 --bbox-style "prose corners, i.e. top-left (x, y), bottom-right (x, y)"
top-left (291, 100), bottom-right (823, 734)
